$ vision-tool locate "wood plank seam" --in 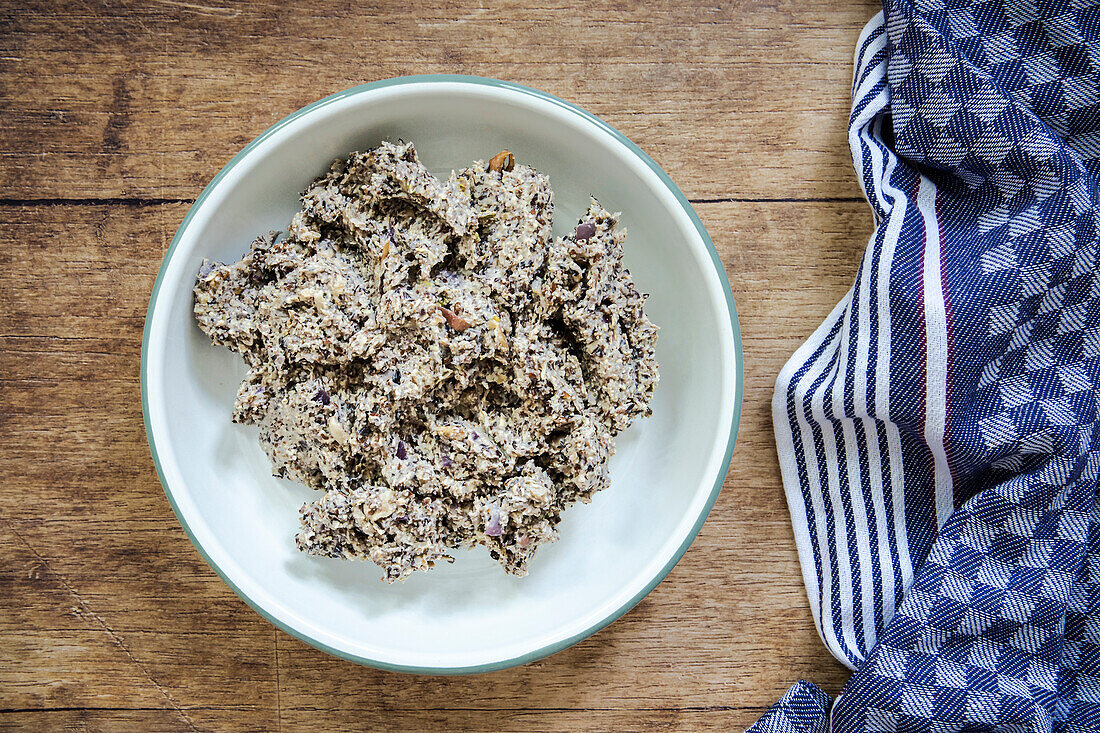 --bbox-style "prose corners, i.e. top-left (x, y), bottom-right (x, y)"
top-left (262, 705), bottom-right (772, 713)
top-left (0, 198), bottom-right (193, 207)
top-left (0, 196), bottom-right (867, 207)
top-left (0, 706), bottom-right (260, 714)
top-left (1, 515), bottom-right (201, 732)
